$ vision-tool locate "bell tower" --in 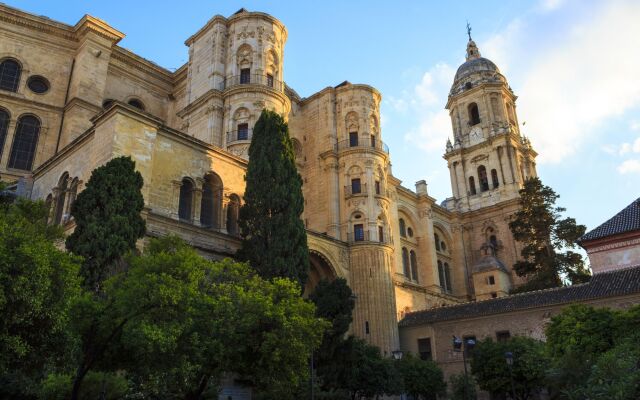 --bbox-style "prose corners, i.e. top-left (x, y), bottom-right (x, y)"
top-left (443, 35), bottom-right (537, 213)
